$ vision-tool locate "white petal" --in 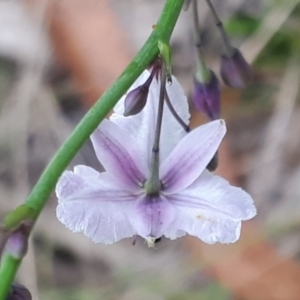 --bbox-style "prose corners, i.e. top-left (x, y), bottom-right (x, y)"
top-left (91, 119), bottom-right (148, 192)
top-left (161, 120), bottom-right (226, 194)
top-left (164, 207), bottom-right (242, 244)
top-left (163, 170), bottom-right (256, 244)
top-left (129, 195), bottom-right (176, 239)
top-left (110, 70), bottom-right (190, 167)
top-left (73, 164), bottom-right (101, 178)
top-left (56, 167), bottom-right (138, 244)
